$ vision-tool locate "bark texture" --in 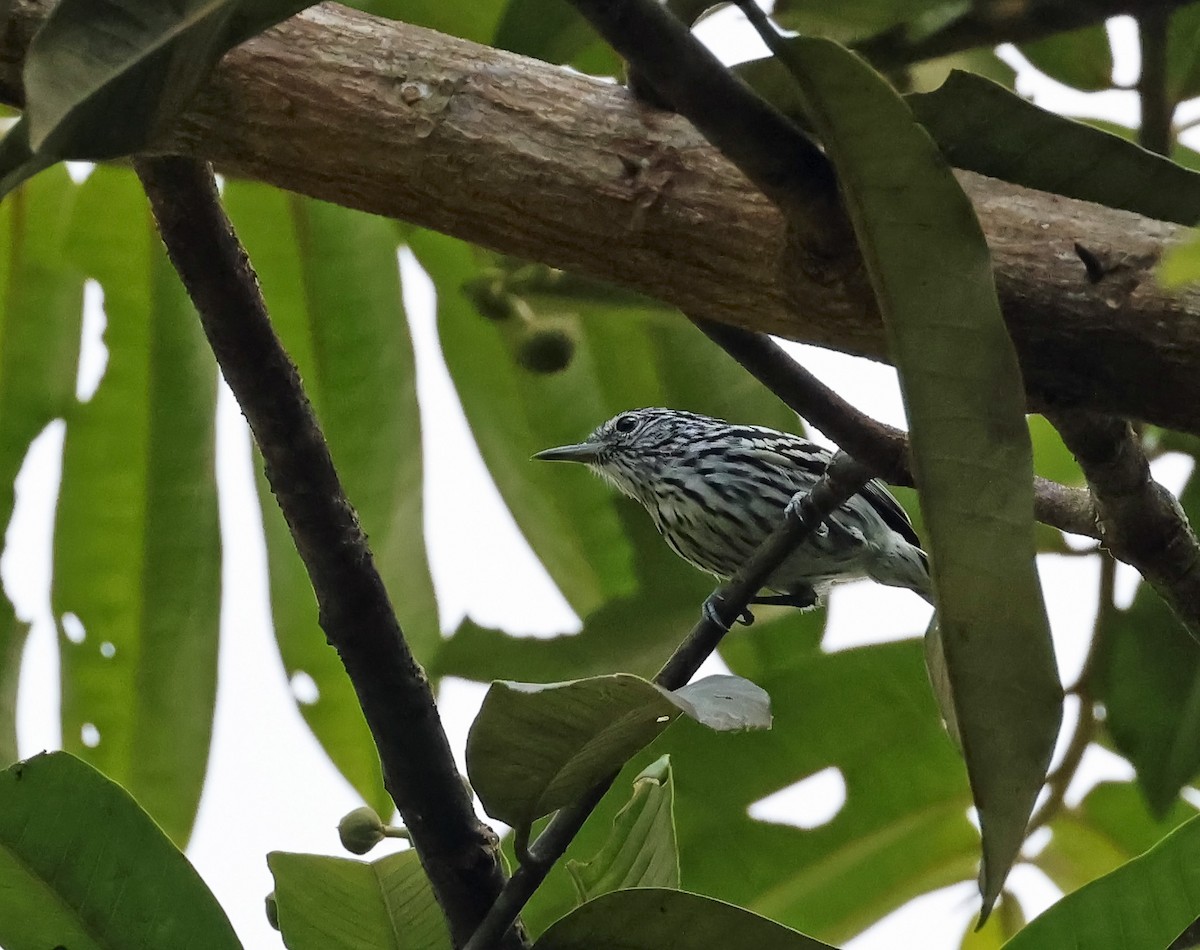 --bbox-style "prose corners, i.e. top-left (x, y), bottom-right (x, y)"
top-left (3, 1), bottom-right (1200, 432)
